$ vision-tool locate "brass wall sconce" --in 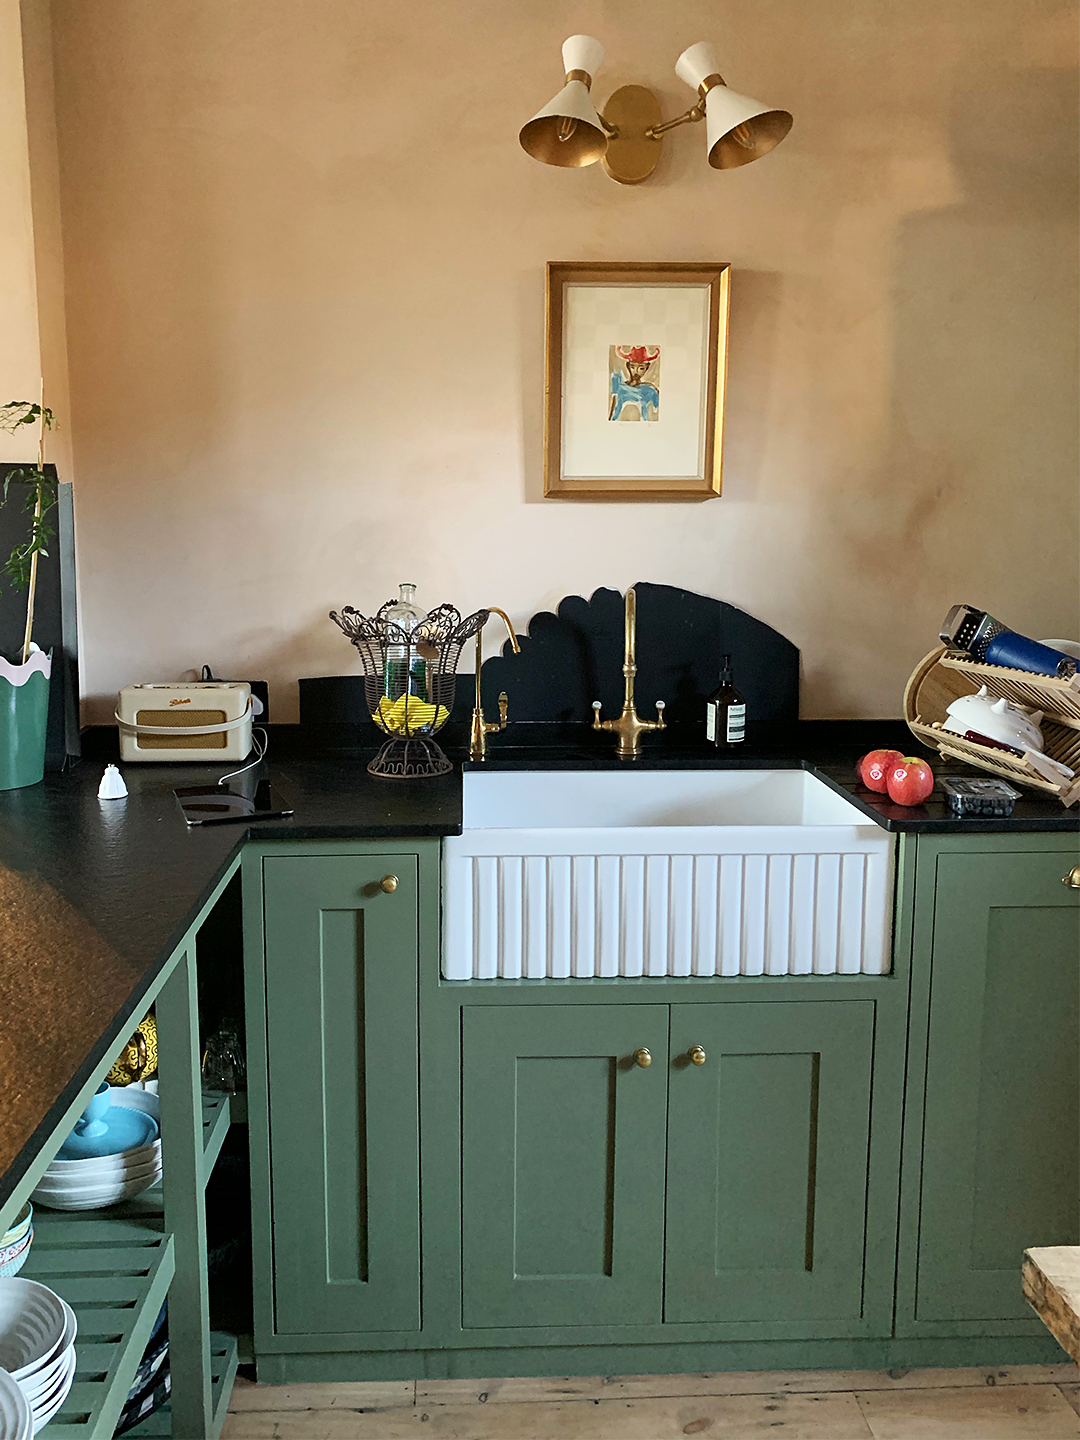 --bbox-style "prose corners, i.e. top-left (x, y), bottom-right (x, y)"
top-left (520, 36), bottom-right (792, 186)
